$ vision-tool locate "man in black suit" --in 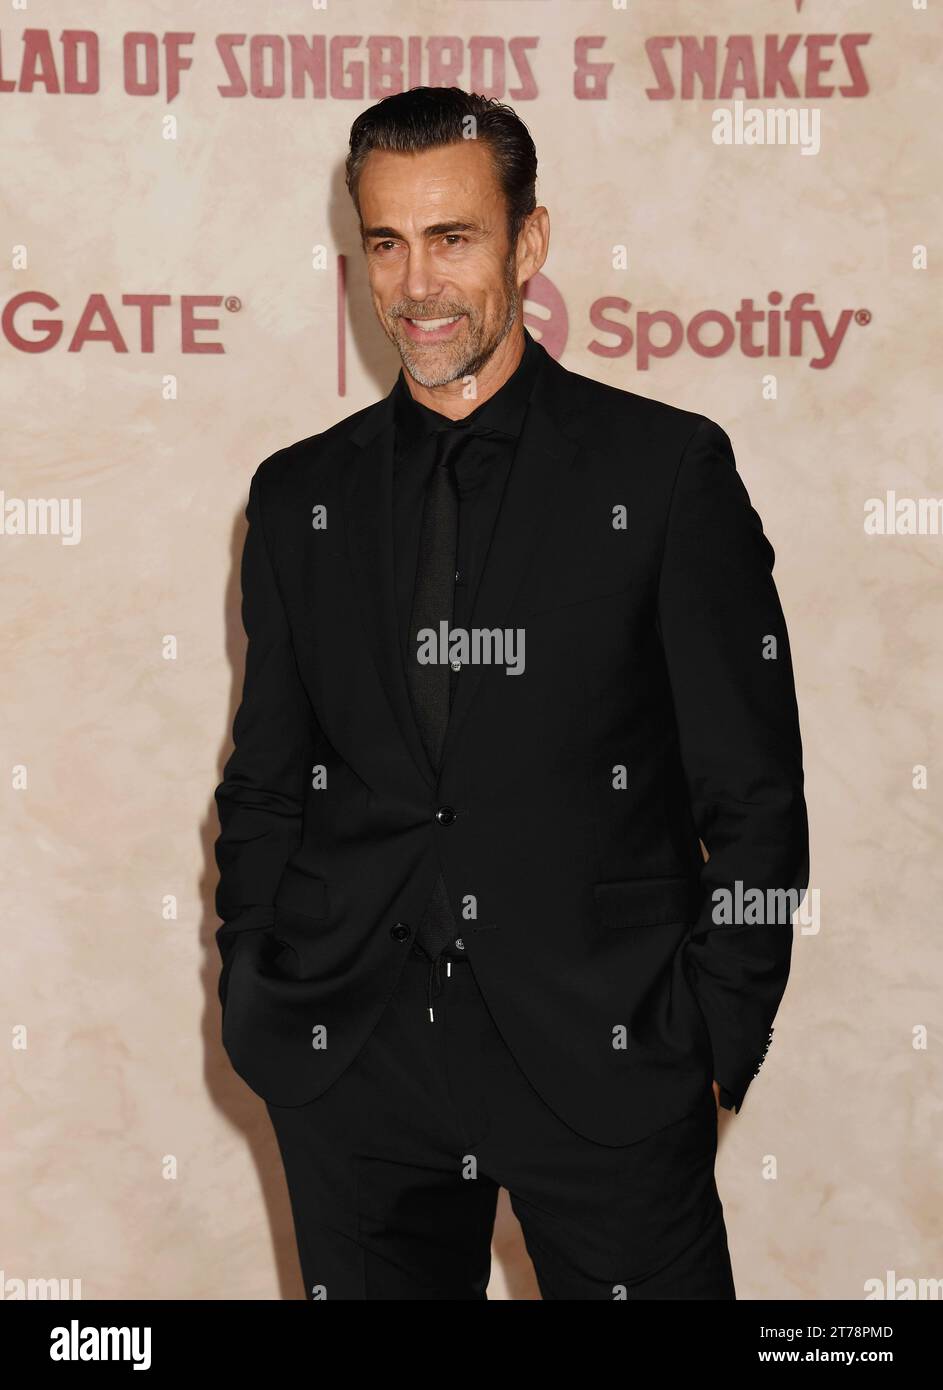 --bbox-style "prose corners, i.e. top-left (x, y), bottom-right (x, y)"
top-left (214, 87), bottom-right (809, 1300)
